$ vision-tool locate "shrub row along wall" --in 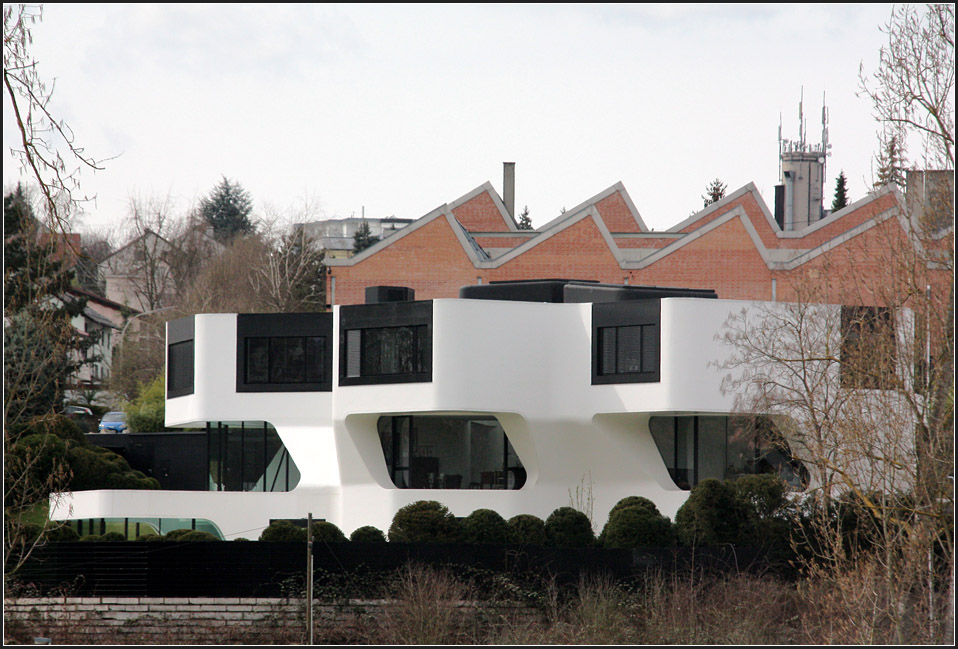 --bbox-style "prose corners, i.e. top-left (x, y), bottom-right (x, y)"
top-left (3, 597), bottom-right (539, 645)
